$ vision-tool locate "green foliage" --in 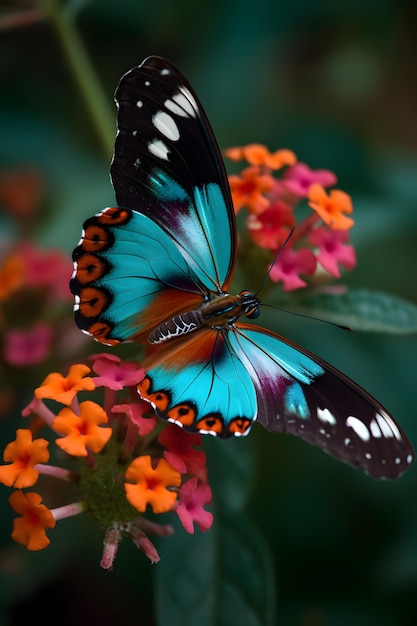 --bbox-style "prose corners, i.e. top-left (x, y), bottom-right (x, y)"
top-left (294, 289), bottom-right (417, 334)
